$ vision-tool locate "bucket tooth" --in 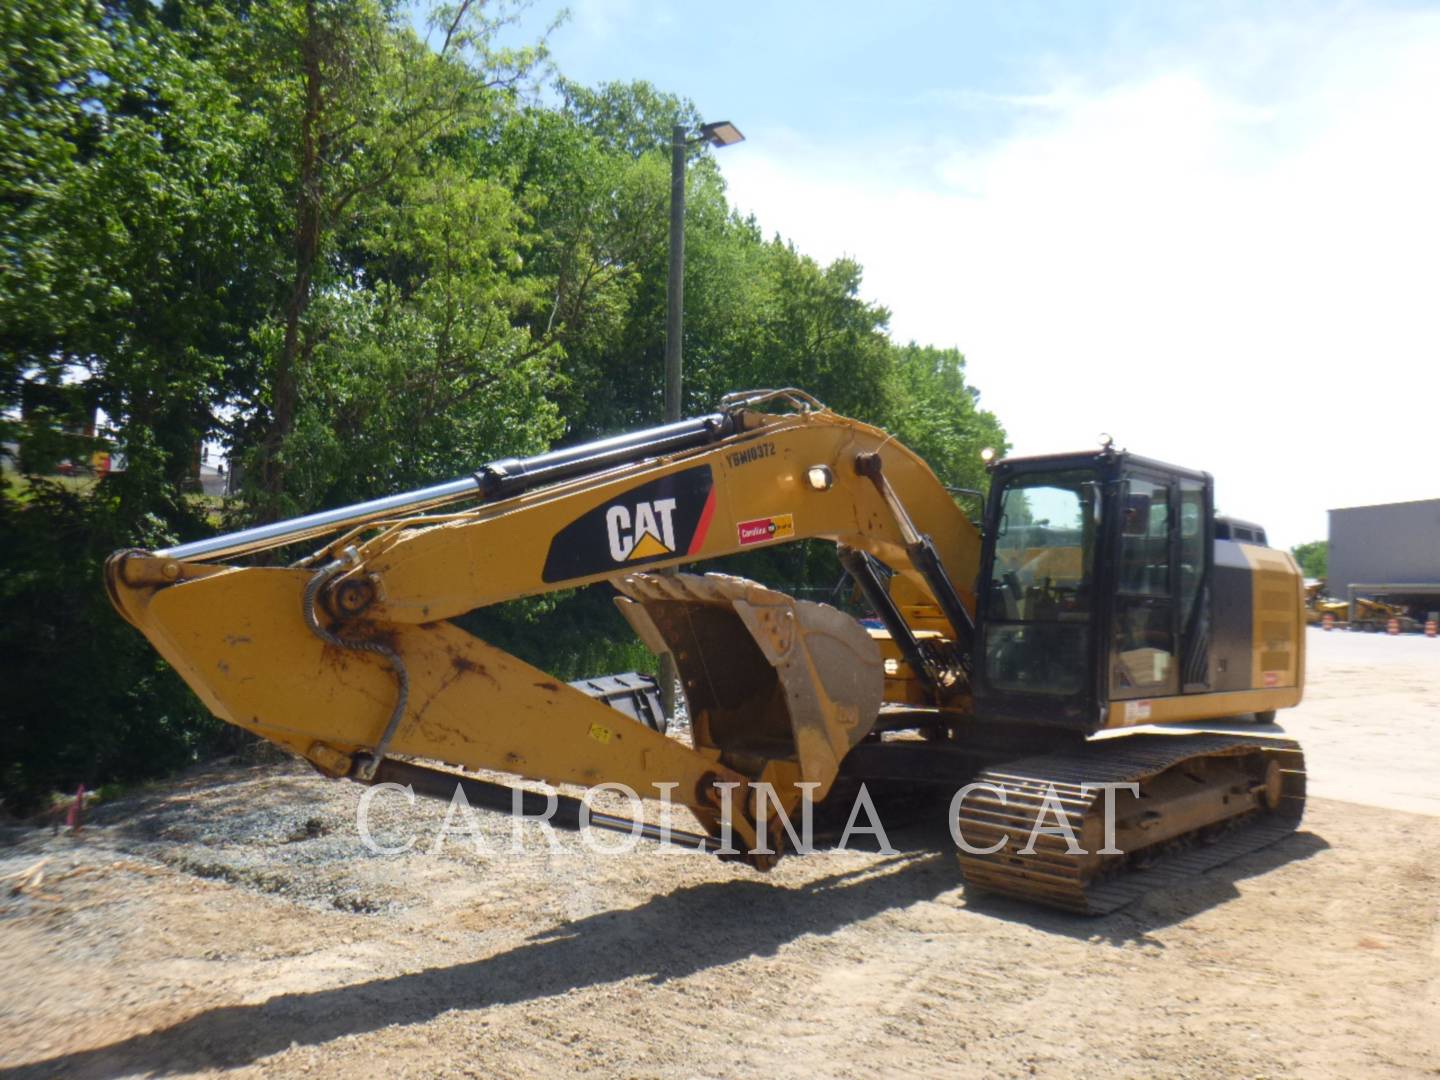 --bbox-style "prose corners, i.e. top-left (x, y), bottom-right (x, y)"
top-left (615, 572), bottom-right (882, 797)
